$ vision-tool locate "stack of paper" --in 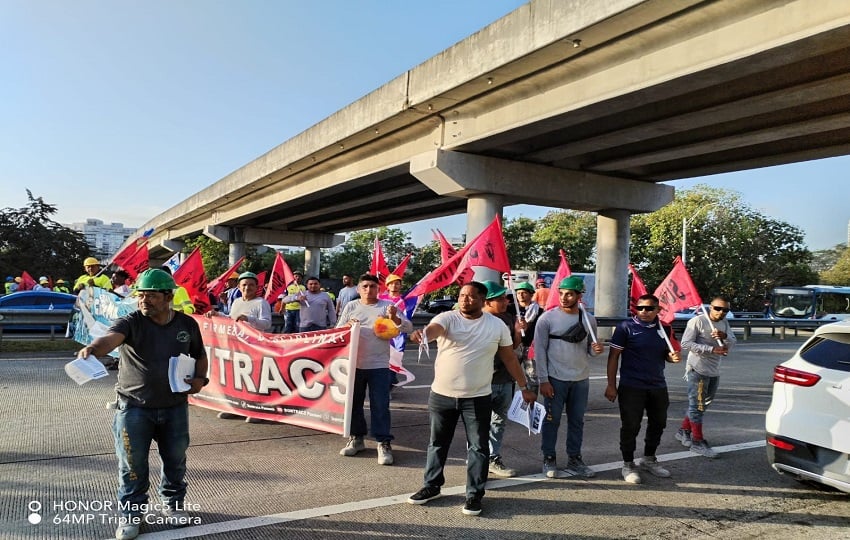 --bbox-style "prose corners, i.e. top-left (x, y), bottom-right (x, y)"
top-left (65, 356), bottom-right (108, 385)
top-left (507, 390), bottom-right (546, 435)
